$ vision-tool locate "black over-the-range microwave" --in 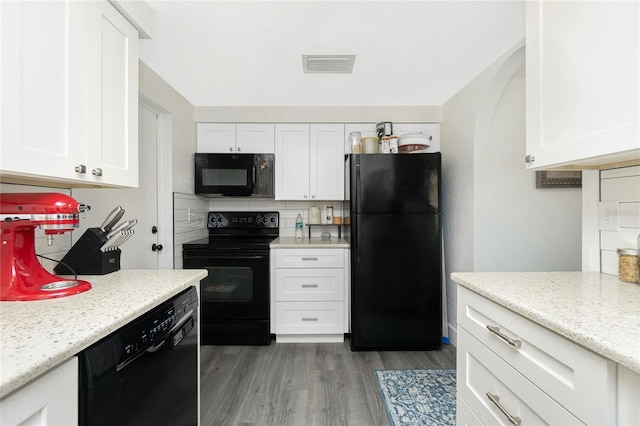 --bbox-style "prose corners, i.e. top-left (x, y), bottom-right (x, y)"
top-left (195, 153), bottom-right (275, 197)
